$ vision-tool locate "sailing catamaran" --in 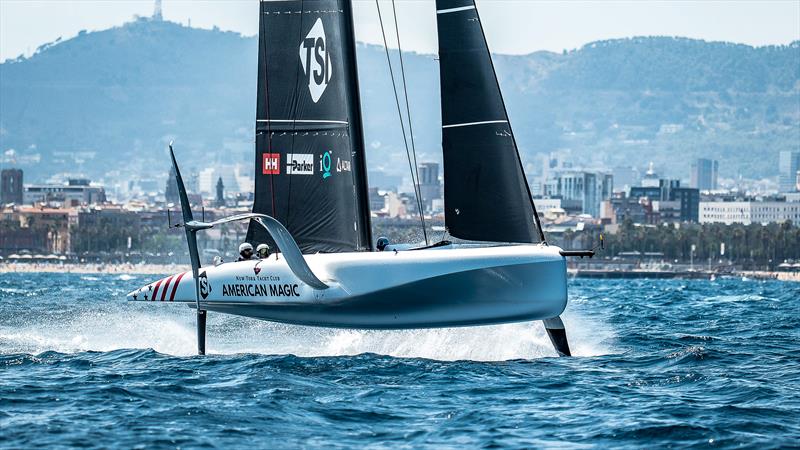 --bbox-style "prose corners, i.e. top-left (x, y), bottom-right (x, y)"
top-left (128, 0), bottom-right (593, 357)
